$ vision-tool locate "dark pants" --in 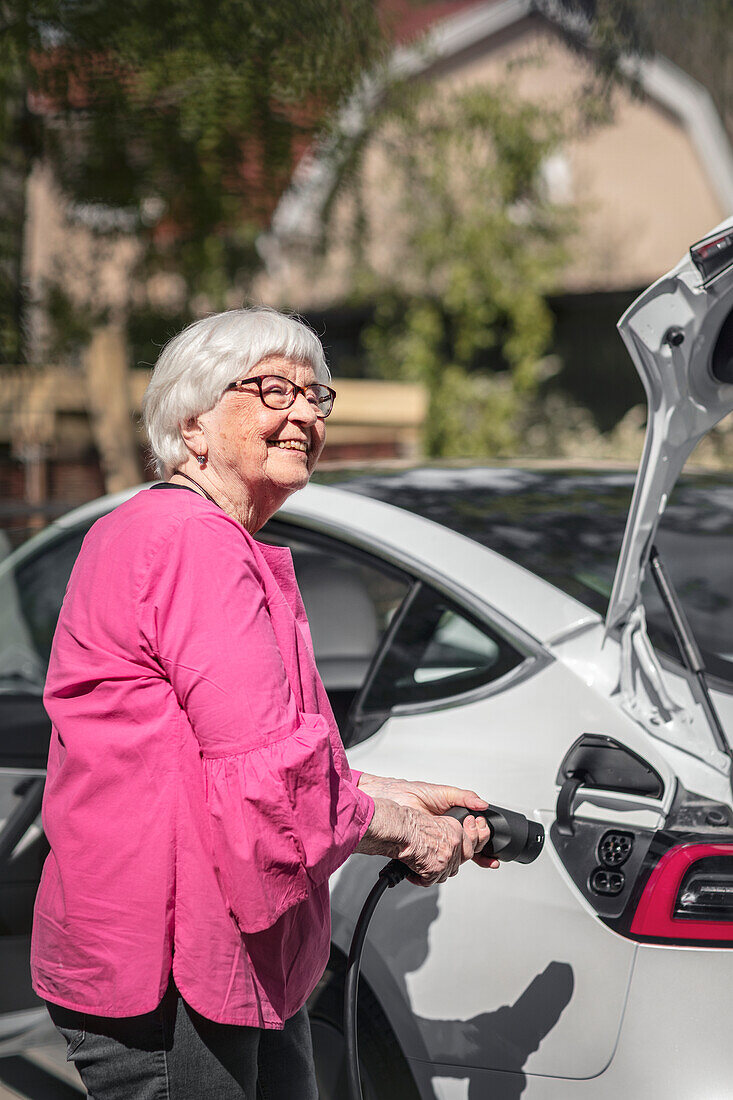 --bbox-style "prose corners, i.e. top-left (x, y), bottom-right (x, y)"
top-left (47, 979), bottom-right (319, 1100)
